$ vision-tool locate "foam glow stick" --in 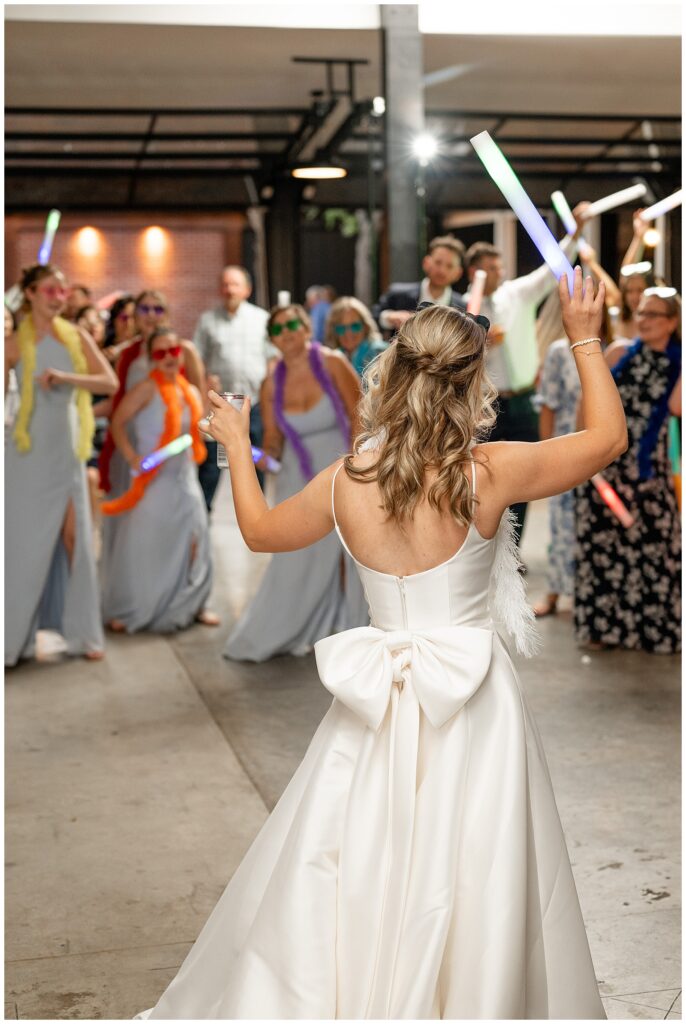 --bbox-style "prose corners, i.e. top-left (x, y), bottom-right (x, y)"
top-left (669, 416), bottom-right (681, 511)
top-left (639, 189), bottom-right (683, 222)
top-left (591, 473), bottom-right (635, 528)
top-left (586, 184), bottom-right (646, 218)
top-left (134, 434), bottom-right (192, 475)
top-left (251, 445), bottom-right (281, 474)
top-left (37, 209), bottom-right (61, 265)
top-left (621, 261), bottom-right (652, 277)
top-left (466, 269), bottom-right (486, 314)
top-left (550, 190), bottom-right (592, 259)
top-left (470, 131), bottom-right (574, 290)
